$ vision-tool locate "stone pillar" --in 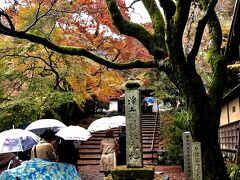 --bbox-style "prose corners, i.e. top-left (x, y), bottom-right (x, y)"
top-left (125, 80), bottom-right (143, 168)
top-left (183, 132), bottom-right (193, 180)
top-left (192, 142), bottom-right (203, 180)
